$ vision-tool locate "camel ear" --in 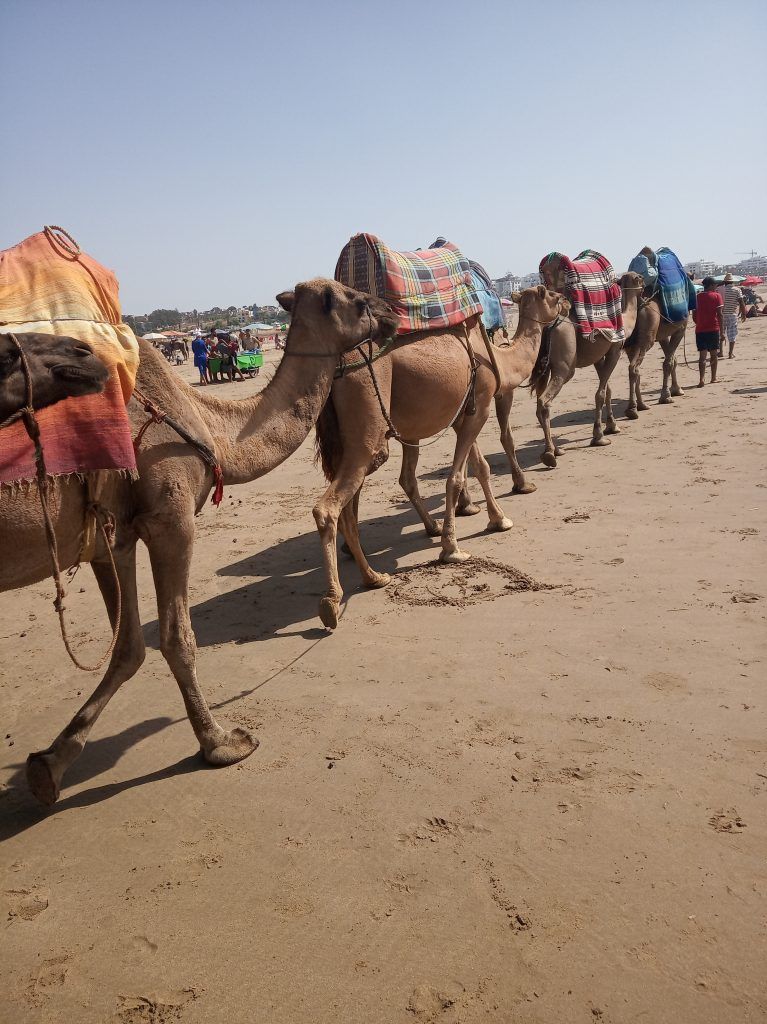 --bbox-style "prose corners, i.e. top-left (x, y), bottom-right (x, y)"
top-left (559, 297), bottom-right (571, 315)
top-left (276, 291), bottom-right (294, 312)
top-left (322, 286), bottom-right (334, 315)
top-left (511, 291), bottom-right (522, 303)
top-left (537, 285), bottom-right (547, 299)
